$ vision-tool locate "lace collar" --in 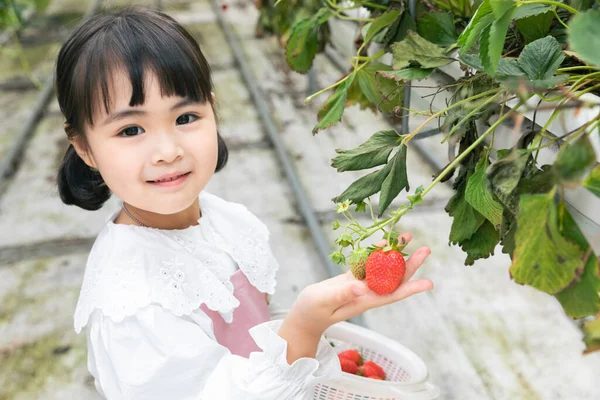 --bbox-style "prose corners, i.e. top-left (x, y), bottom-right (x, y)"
top-left (73, 191), bottom-right (279, 333)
